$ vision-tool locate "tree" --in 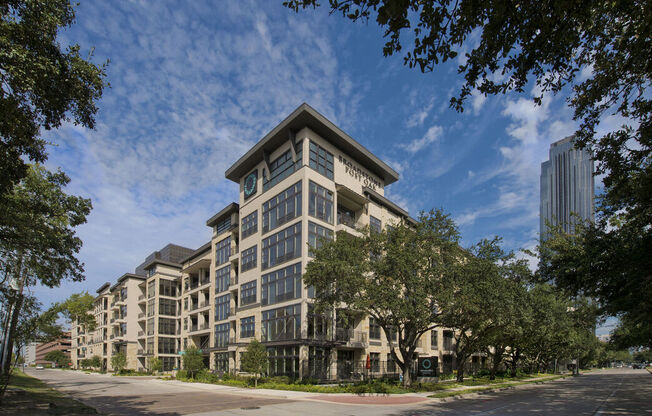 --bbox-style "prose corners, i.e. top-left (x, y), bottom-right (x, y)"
top-left (0, 0), bottom-right (108, 199)
top-left (240, 339), bottom-right (268, 387)
top-left (44, 350), bottom-right (68, 368)
top-left (182, 346), bottom-right (204, 379)
top-left (110, 352), bottom-right (127, 373)
top-left (437, 238), bottom-right (529, 382)
top-left (0, 165), bottom-right (91, 376)
top-left (148, 356), bottom-right (162, 374)
top-left (55, 292), bottom-right (96, 332)
top-left (285, 1), bottom-right (651, 349)
top-left (88, 355), bottom-right (102, 370)
top-left (539, 222), bottom-right (651, 349)
top-left (304, 209), bottom-right (462, 387)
